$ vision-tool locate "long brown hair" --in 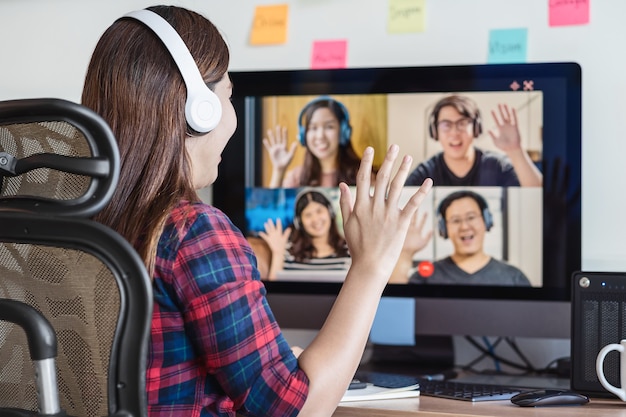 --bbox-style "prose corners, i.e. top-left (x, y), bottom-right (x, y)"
top-left (299, 99), bottom-right (361, 186)
top-left (82, 5), bottom-right (229, 275)
top-left (289, 189), bottom-right (348, 262)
